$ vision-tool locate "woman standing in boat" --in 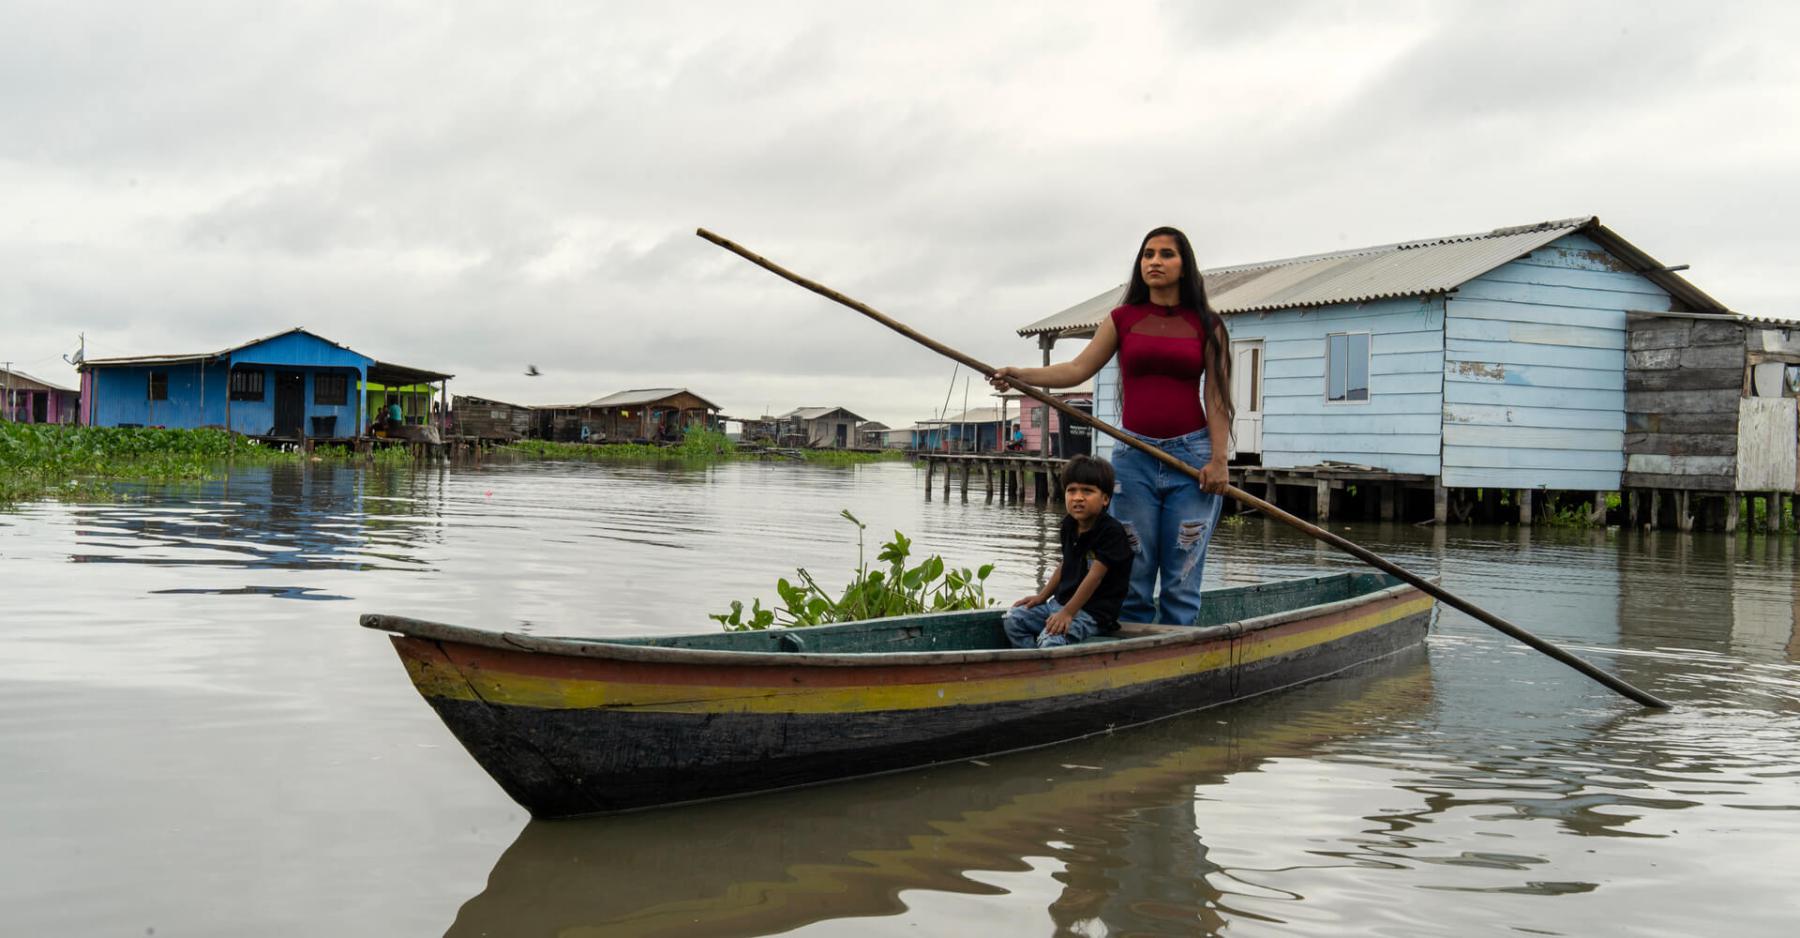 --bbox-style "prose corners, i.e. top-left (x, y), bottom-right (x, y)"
top-left (990, 226), bottom-right (1234, 626)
